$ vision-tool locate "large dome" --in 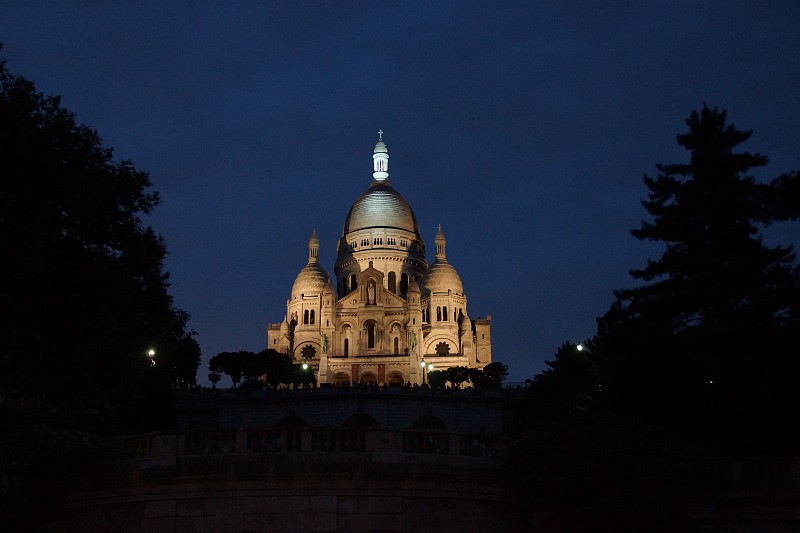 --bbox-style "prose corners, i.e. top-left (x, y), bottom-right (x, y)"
top-left (342, 181), bottom-right (421, 236)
